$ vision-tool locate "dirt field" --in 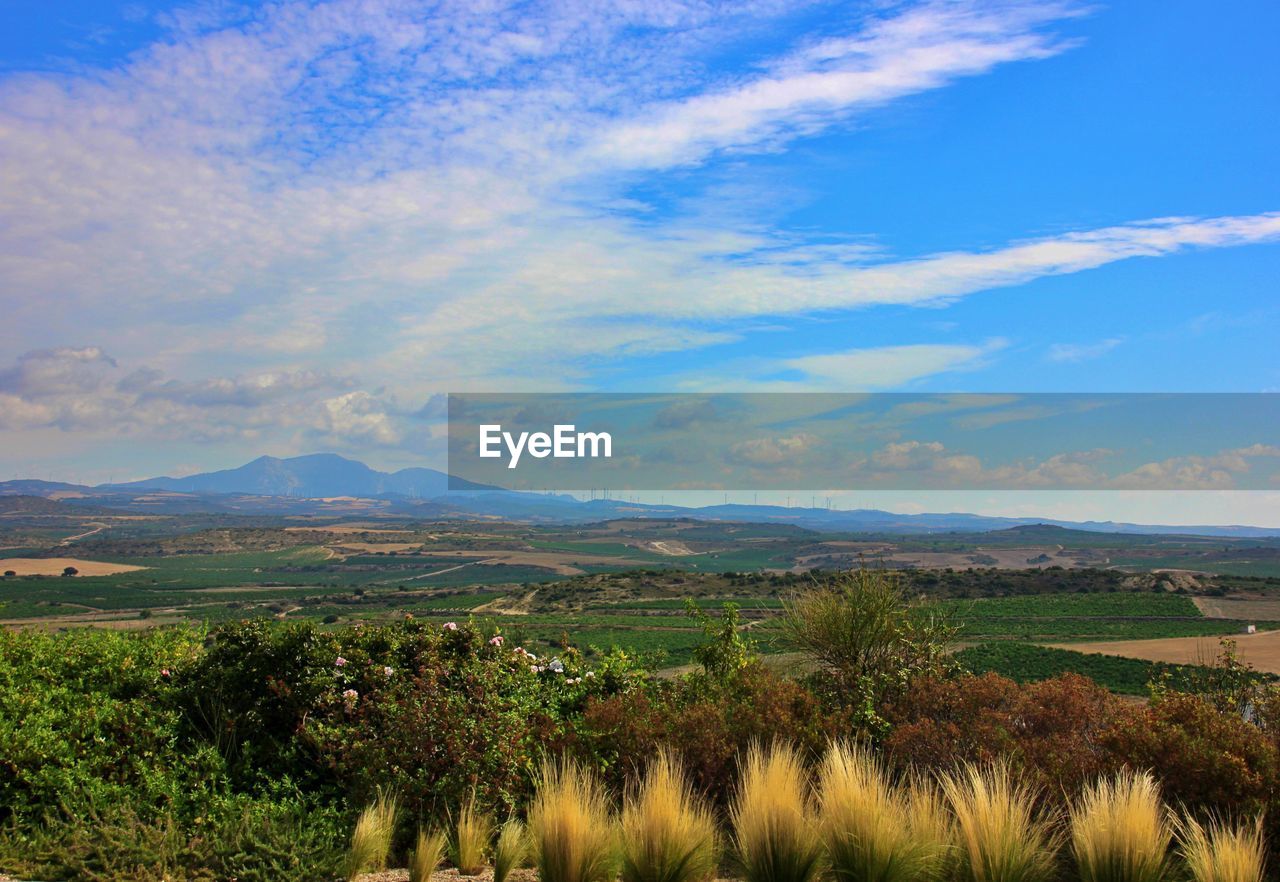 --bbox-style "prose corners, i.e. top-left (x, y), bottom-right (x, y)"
top-left (0, 557), bottom-right (148, 576)
top-left (1193, 596), bottom-right (1280, 620)
top-left (1049, 628), bottom-right (1280, 674)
